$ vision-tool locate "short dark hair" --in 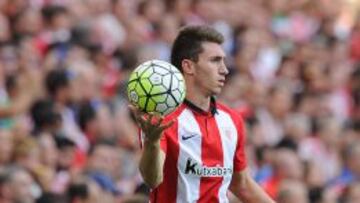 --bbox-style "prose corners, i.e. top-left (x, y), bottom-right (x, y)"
top-left (30, 99), bottom-right (61, 131)
top-left (170, 25), bottom-right (224, 72)
top-left (0, 165), bottom-right (29, 183)
top-left (36, 192), bottom-right (67, 203)
top-left (45, 69), bottom-right (70, 97)
top-left (77, 101), bottom-right (96, 131)
top-left (54, 135), bottom-right (76, 150)
top-left (41, 5), bottom-right (68, 25)
top-left (87, 139), bottom-right (116, 156)
top-left (5, 74), bottom-right (17, 93)
top-left (67, 182), bottom-right (88, 201)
